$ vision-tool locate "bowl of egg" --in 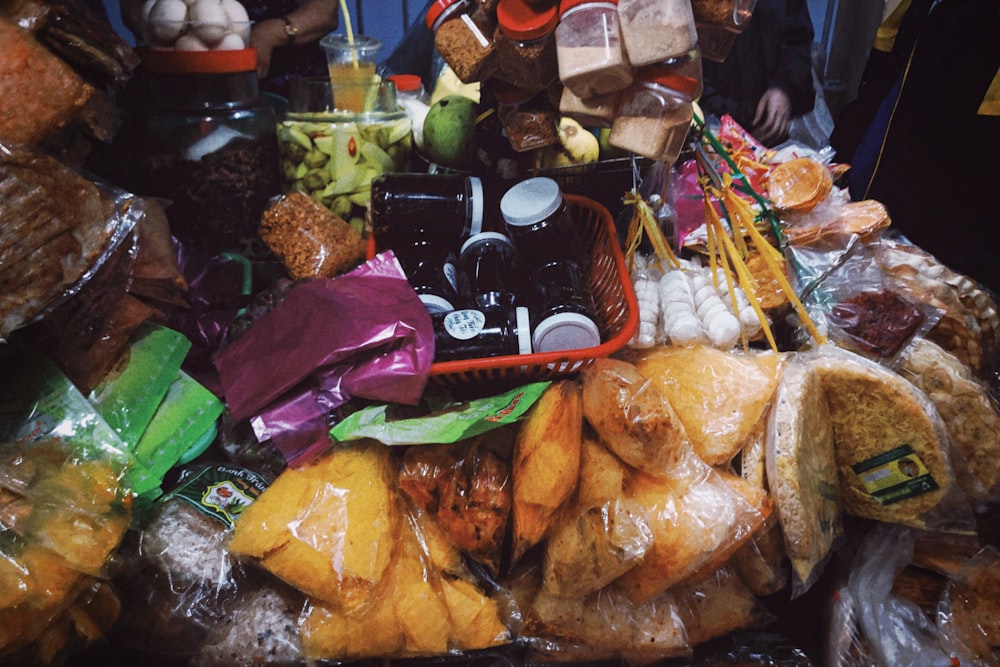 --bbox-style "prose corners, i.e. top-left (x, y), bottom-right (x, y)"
top-left (141, 0), bottom-right (253, 50)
